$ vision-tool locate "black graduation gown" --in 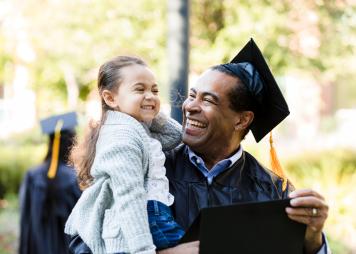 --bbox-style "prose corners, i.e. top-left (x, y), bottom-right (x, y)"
top-left (165, 144), bottom-right (293, 230)
top-left (19, 161), bottom-right (81, 254)
top-left (67, 145), bottom-right (294, 254)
